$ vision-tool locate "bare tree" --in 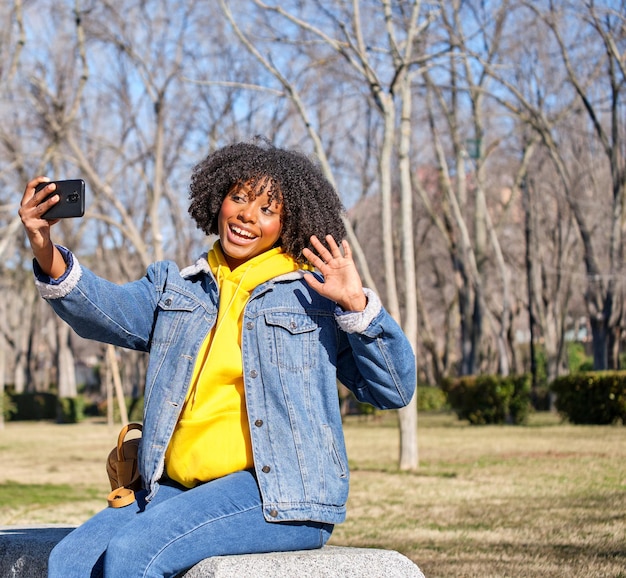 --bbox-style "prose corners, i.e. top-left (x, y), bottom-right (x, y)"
top-left (542, 1), bottom-right (626, 370)
top-left (411, 0), bottom-right (521, 376)
top-left (0, 0), bottom-right (87, 405)
top-left (3, 0), bottom-right (624, 432)
top-left (1, 0), bottom-right (243, 408)
top-left (218, 0), bottom-right (429, 469)
top-left (0, 0), bottom-right (27, 427)
top-left (488, 0), bottom-right (626, 371)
